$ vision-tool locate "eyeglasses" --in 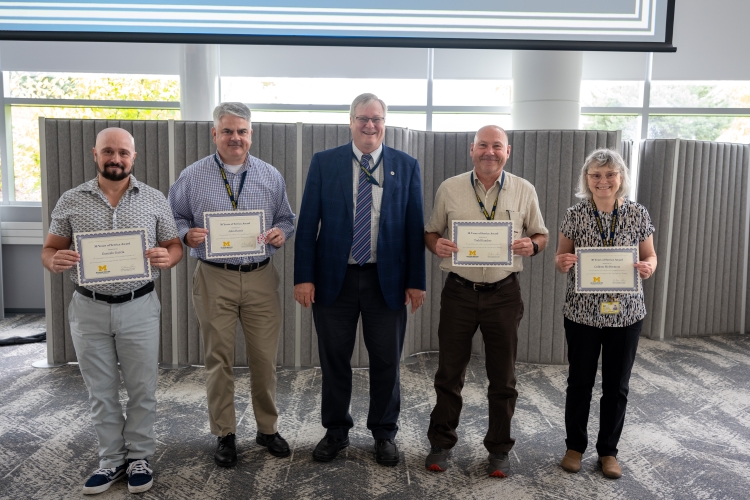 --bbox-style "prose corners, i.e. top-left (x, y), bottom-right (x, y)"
top-left (587, 172), bottom-right (619, 181)
top-left (355, 116), bottom-right (384, 125)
